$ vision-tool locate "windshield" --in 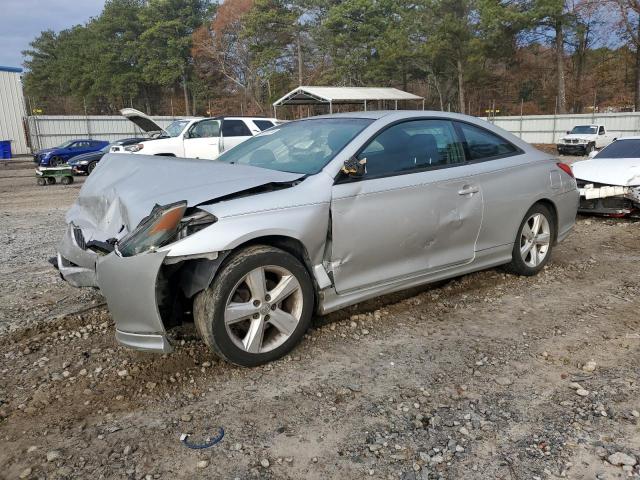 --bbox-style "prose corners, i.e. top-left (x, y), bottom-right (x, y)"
top-left (56, 140), bottom-right (74, 148)
top-left (570, 126), bottom-right (597, 135)
top-left (595, 139), bottom-right (640, 159)
top-left (216, 118), bottom-right (373, 174)
top-left (165, 120), bottom-right (190, 137)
